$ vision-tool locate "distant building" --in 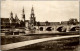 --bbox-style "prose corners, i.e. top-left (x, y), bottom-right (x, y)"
top-left (49, 22), bottom-right (60, 26)
top-left (61, 21), bottom-right (69, 25)
top-left (1, 18), bottom-right (10, 33)
top-left (37, 22), bottom-right (45, 26)
top-left (36, 22), bottom-right (60, 26)
top-left (10, 12), bottom-right (20, 28)
top-left (1, 18), bottom-right (10, 29)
